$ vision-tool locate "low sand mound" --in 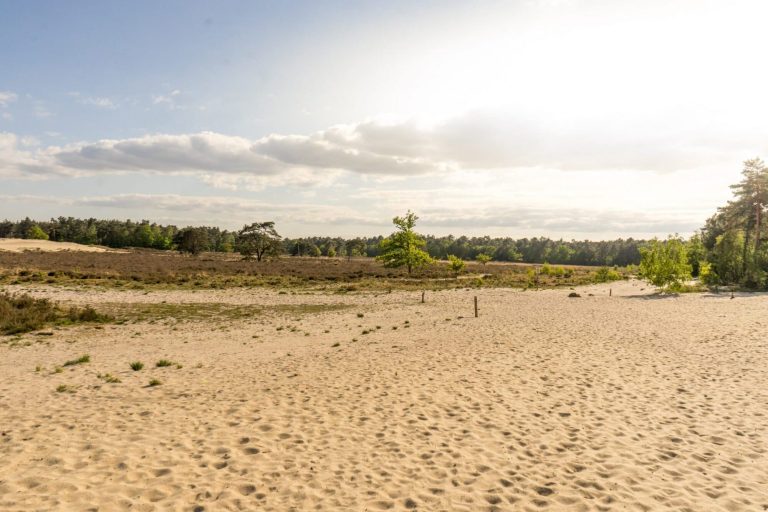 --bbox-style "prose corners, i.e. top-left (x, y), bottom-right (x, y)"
top-left (0, 238), bottom-right (116, 253)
